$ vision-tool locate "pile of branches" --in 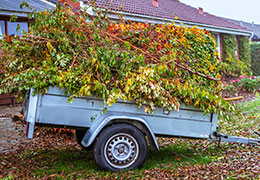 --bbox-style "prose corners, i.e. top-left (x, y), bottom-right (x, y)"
top-left (0, 3), bottom-right (234, 119)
